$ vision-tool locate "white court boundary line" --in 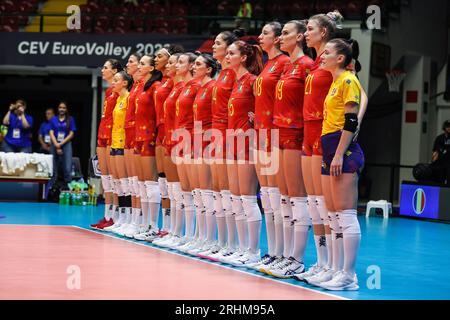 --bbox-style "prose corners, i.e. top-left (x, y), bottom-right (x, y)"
top-left (0, 223), bottom-right (348, 300)
top-left (73, 225), bottom-right (348, 300)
